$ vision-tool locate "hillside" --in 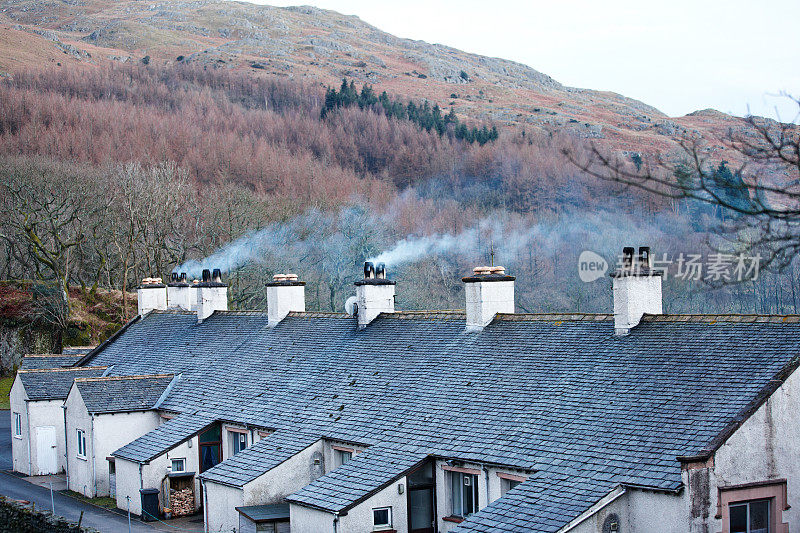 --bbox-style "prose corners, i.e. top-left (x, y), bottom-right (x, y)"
top-left (0, 0), bottom-right (754, 160)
